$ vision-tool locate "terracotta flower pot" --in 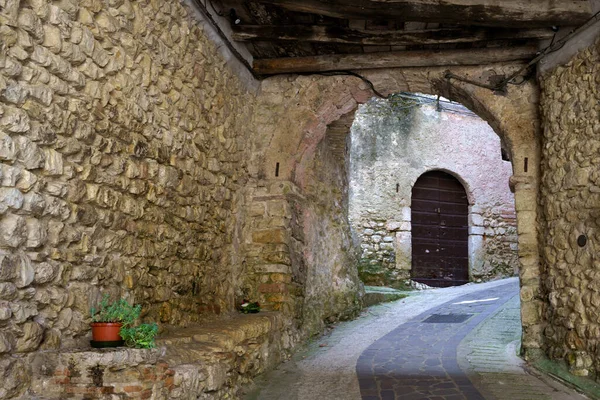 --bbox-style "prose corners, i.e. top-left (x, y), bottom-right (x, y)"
top-left (90, 322), bottom-right (123, 343)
